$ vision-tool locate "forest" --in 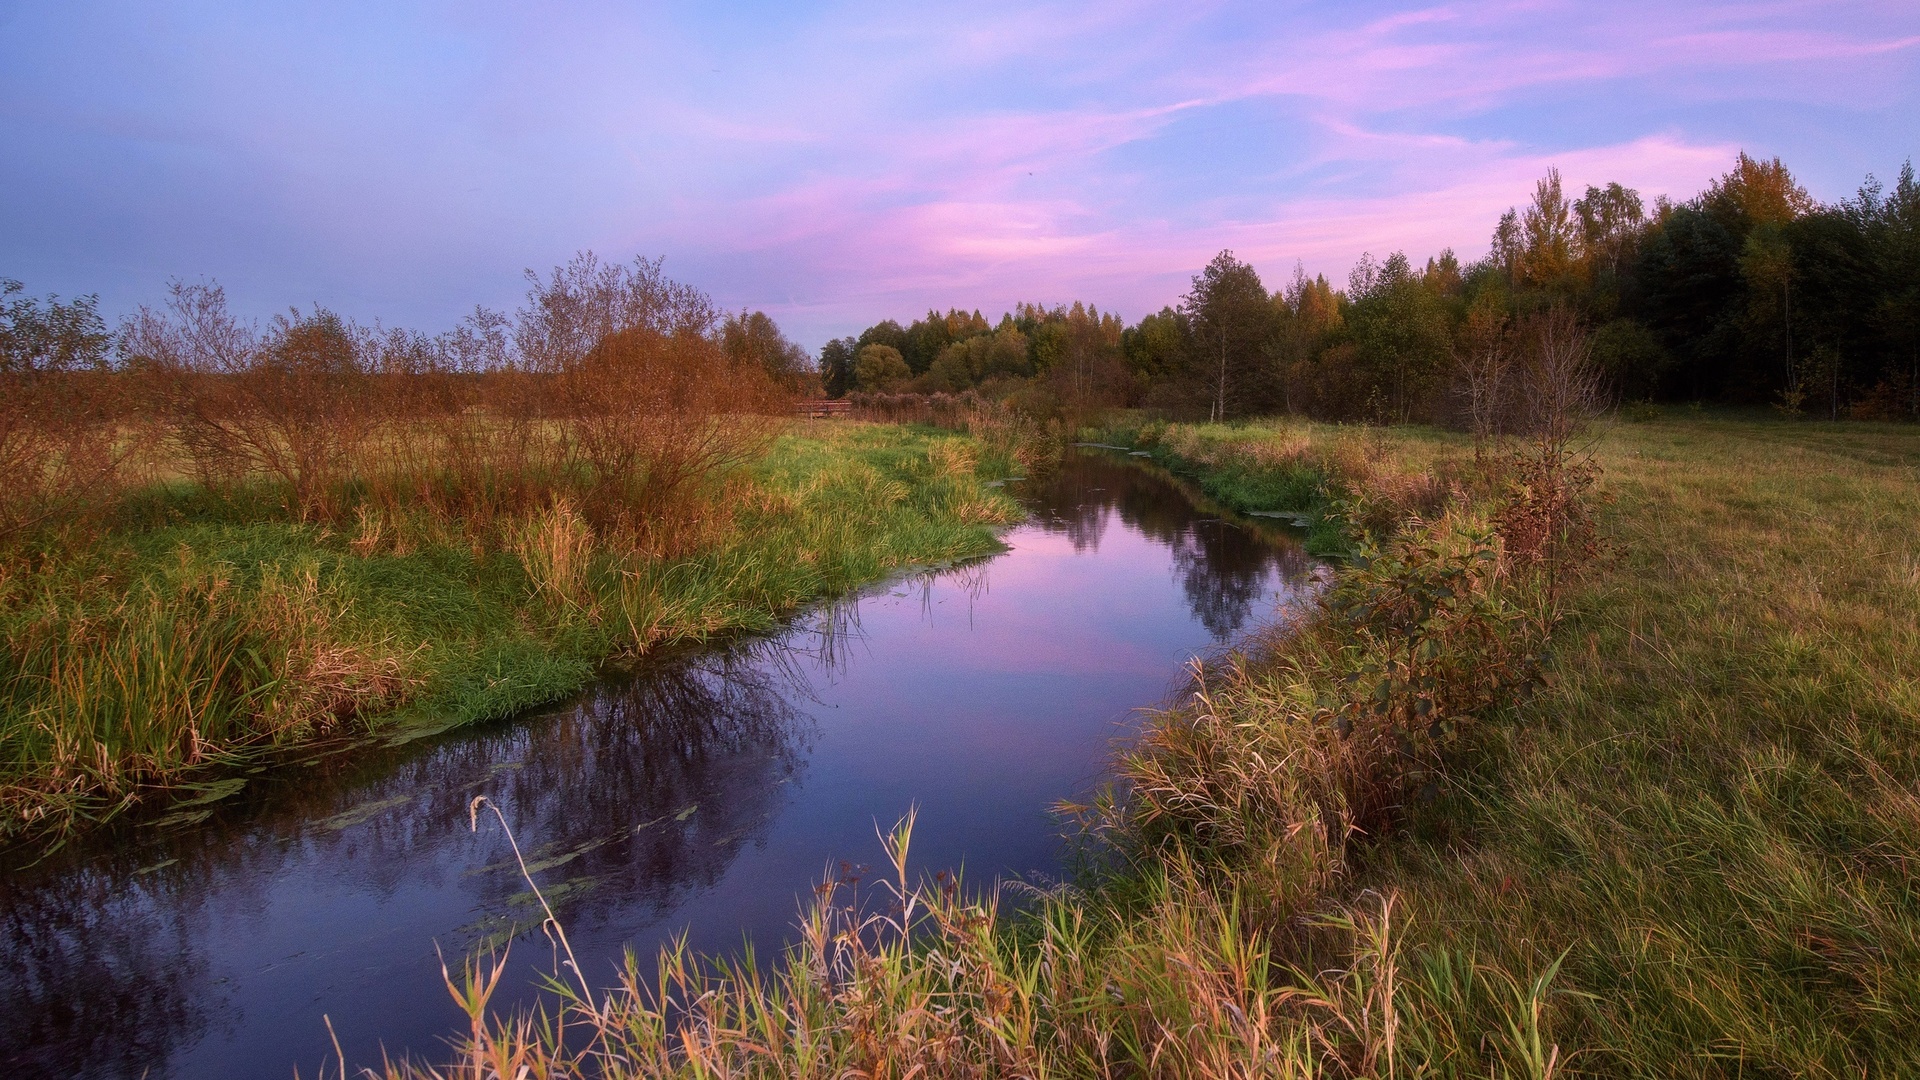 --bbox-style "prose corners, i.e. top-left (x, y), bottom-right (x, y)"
top-left (824, 153), bottom-right (1920, 425)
